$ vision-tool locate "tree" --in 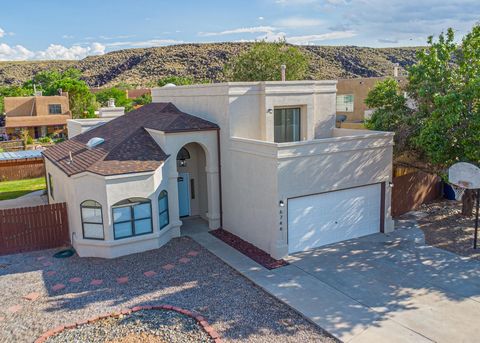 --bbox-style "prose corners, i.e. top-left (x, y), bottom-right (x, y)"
top-left (132, 93), bottom-right (152, 106)
top-left (410, 26), bottom-right (480, 214)
top-left (94, 87), bottom-right (133, 112)
top-left (365, 25), bottom-right (480, 215)
top-left (24, 68), bottom-right (96, 118)
top-left (365, 78), bottom-right (414, 153)
top-left (157, 76), bottom-right (194, 87)
top-left (225, 40), bottom-right (309, 81)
